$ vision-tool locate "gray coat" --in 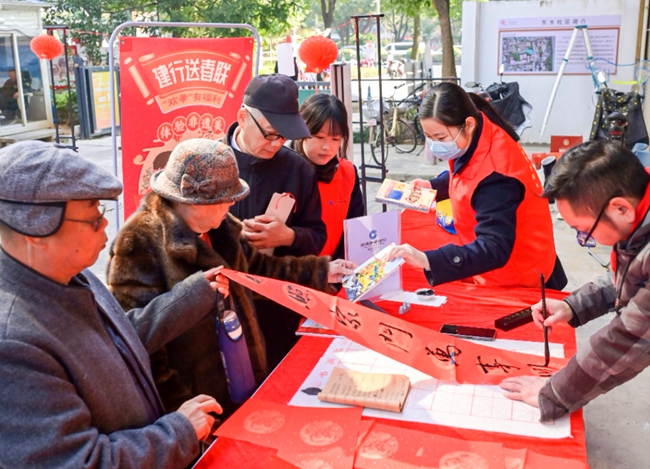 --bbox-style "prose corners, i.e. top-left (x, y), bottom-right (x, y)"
top-left (539, 202), bottom-right (650, 421)
top-left (0, 248), bottom-right (217, 468)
